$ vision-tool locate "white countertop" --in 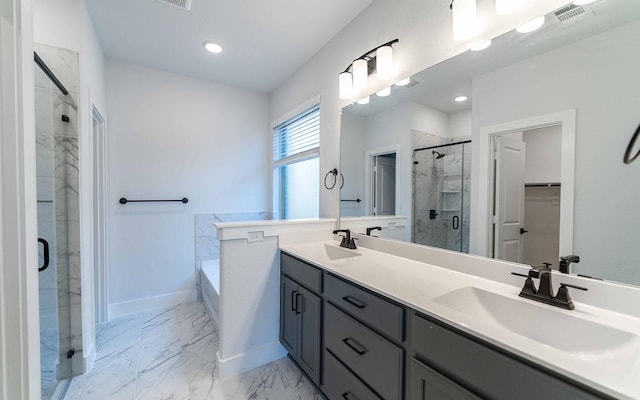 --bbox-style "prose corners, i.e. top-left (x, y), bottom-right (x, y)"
top-left (280, 240), bottom-right (640, 399)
